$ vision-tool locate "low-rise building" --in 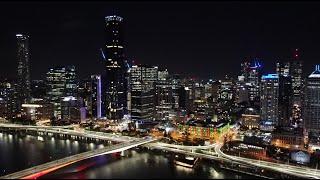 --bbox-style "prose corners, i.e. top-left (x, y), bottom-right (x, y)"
top-left (21, 98), bottom-right (53, 121)
top-left (271, 127), bottom-right (307, 150)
